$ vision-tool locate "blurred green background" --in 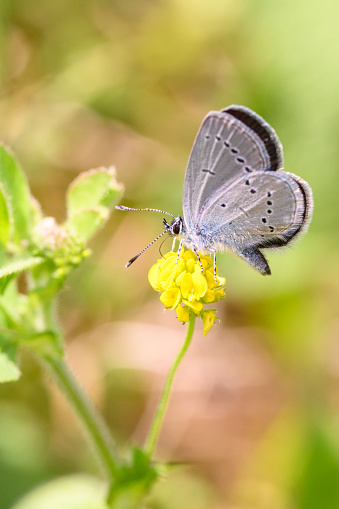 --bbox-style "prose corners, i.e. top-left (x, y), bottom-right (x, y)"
top-left (0, 0), bottom-right (339, 507)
